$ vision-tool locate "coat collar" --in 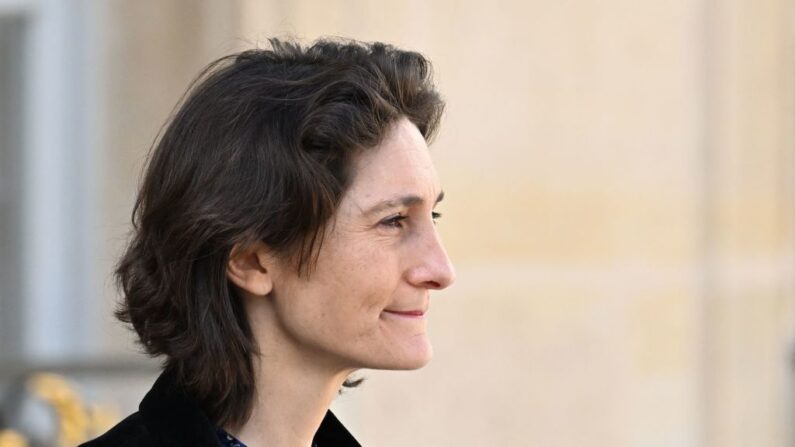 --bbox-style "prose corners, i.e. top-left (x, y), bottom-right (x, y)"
top-left (139, 370), bottom-right (361, 446)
